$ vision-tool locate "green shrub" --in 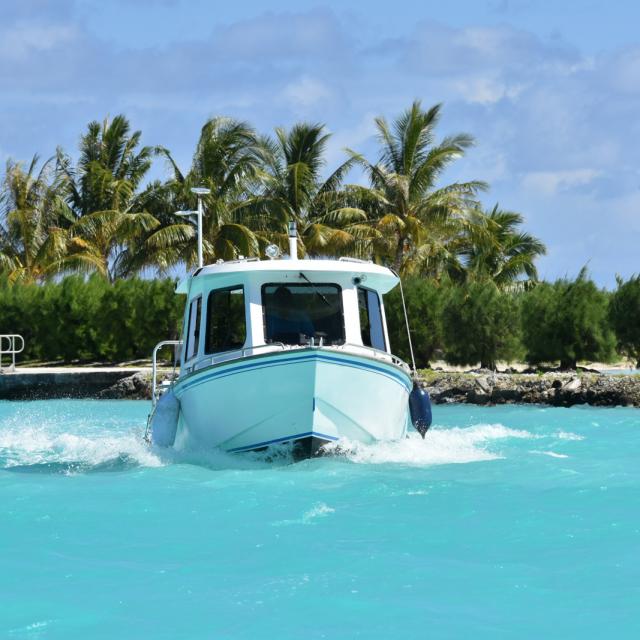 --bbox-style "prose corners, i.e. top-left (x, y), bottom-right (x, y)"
top-left (0, 277), bottom-right (61, 360)
top-left (441, 281), bottom-right (521, 370)
top-left (521, 269), bottom-right (615, 369)
top-left (384, 277), bottom-right (444, 367)
top-left (0, 276), bottom-right (184, 363)
top-left (609, 275), bottom-right (640, 368)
